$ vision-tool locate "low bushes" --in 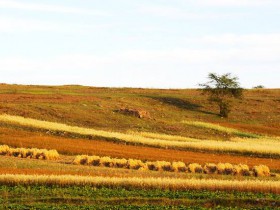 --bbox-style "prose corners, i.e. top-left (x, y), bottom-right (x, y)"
top-left (0, 145), bottom-right (59, 160)
top-left (72, 155), bottom-right (270, 177)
